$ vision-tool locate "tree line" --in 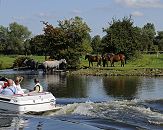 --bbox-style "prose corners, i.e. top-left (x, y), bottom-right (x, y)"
top-left (0, 16), bottom-right (163, 68)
